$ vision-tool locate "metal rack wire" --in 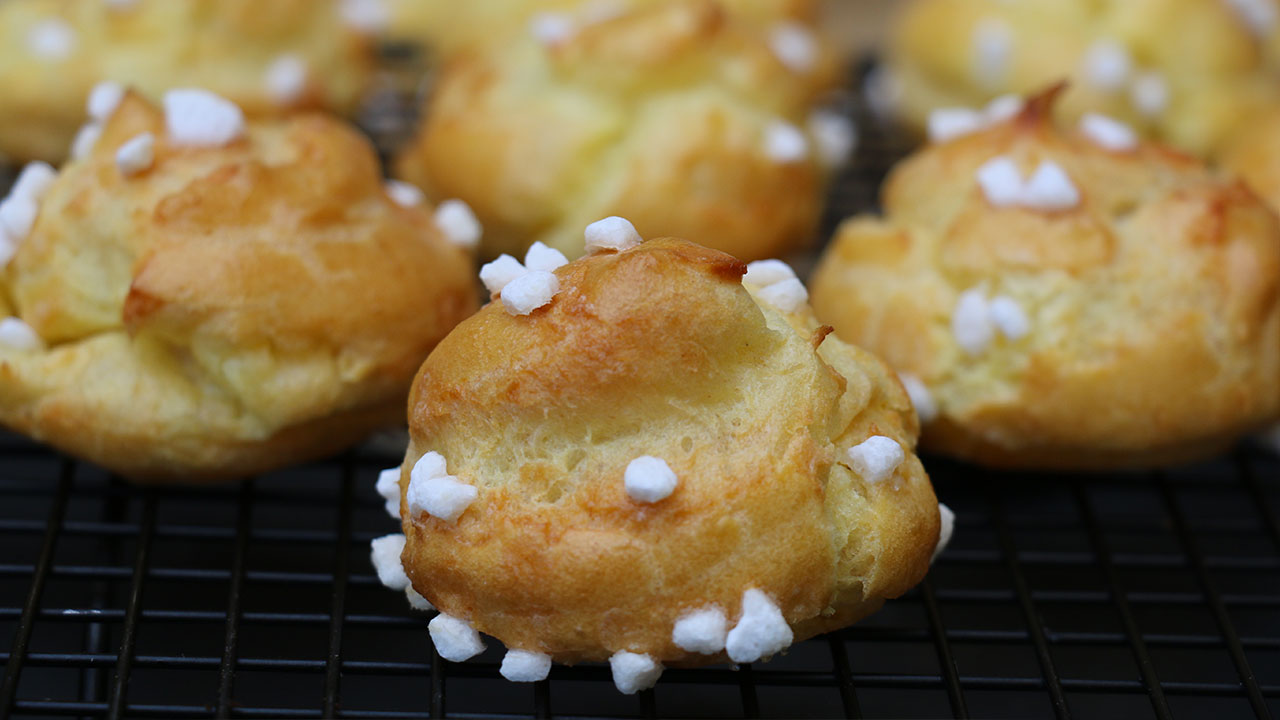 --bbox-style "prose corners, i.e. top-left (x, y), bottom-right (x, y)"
top-left (2, 431), bottom-right (1279, 719)
top-left (2, 64), bottom-right (1280, 720)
